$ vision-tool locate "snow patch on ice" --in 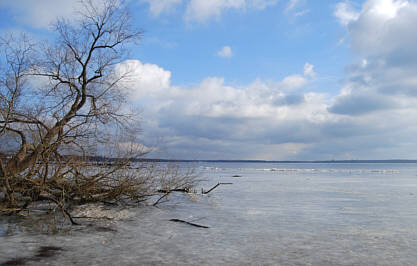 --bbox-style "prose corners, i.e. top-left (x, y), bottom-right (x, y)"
top-left (71, 203), bottom-right (132, 220)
